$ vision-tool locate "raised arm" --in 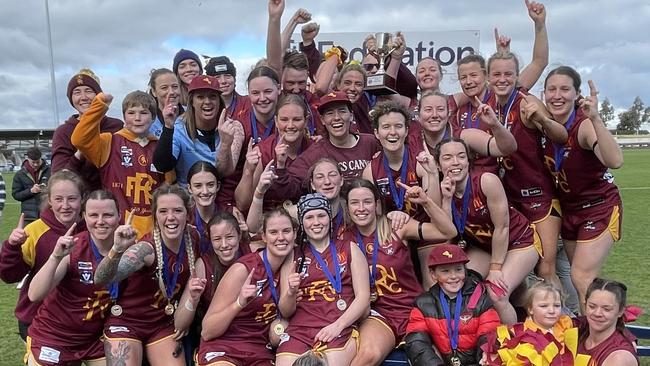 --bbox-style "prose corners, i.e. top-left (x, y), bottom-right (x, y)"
top-left (266, 0), bottom-right (285, 76)
top-left (0, 214), bottom-right (33, 283)
top-left (201, 263), bottom-right (257, 340)
top-left (94, 221), bottom-right (150, 285)
top-left (174, 258), bottom-right (207, 338)
top-left (518, 0), bottom-right (549, 89)
top-left (245, 161), bottom-right (278, 234)
top-left (215, 110), bottom-right (245, 177)
top-left (281, 9), bottom-right (312, 54)
top-left (398, 183), bottom-right (457, 242)
top-left (234, 139), bottom-right (262, 212)
top-left (70, 93), bottom-right (114, 168)
top-left (520, 93), bottom-right (568, 143)
top-left (27, 223), bottom-right (77, 302)
top-left (153, 95), bottom-right (180, 172)
top-left (578, 80), bottom-right (623, 169)
top-left (299, 23), bottom-right (322, 82)
top-left (482, 173), bottom-right (509, 290)
top-left (461, 100), bottom-right (517, 156)
top-left (278, 251), bottom-right (300, 319)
